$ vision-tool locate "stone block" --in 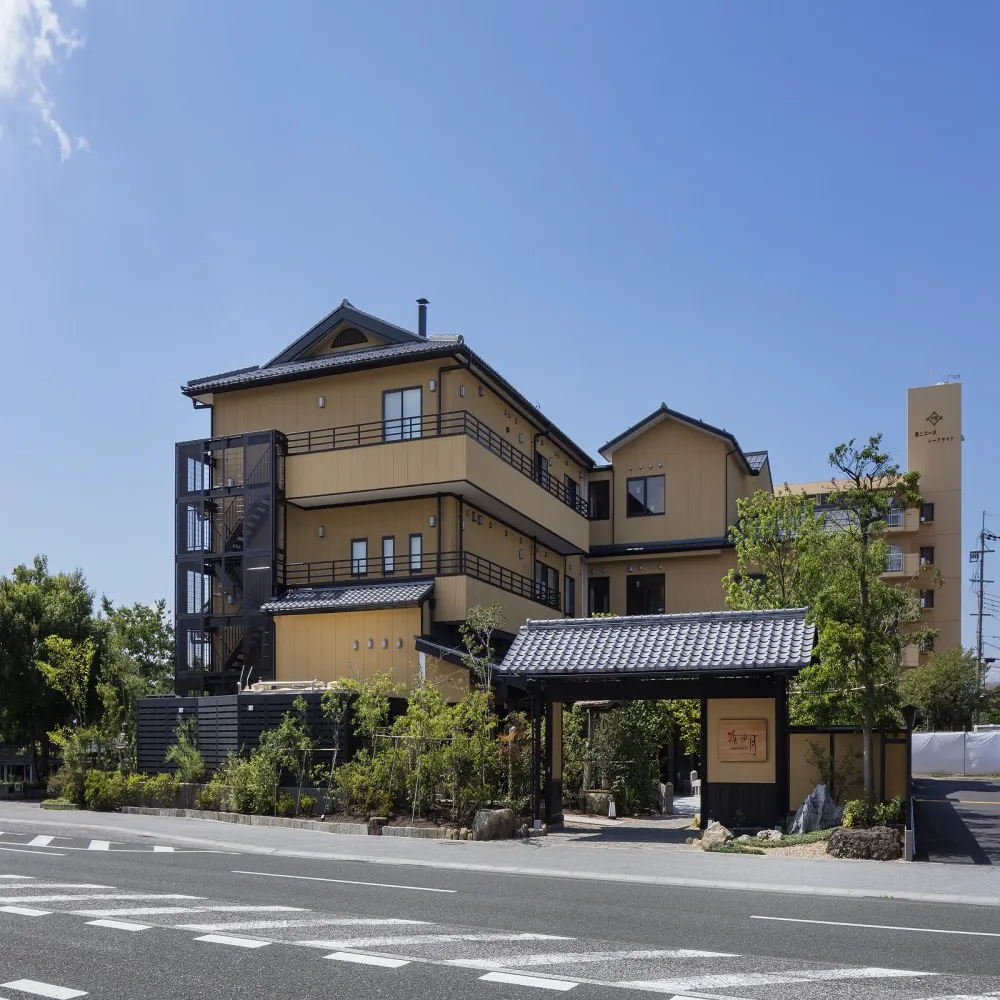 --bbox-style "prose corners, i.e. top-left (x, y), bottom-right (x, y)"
top-left (472, 808), bottom-right (516, 841)
top-left (699, 823), bottom-right (733, 850)
top-left (827, 825), bottom-right (902, 861)
top-left (790, 784), bottom-right (843, 834)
